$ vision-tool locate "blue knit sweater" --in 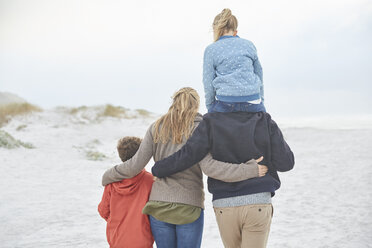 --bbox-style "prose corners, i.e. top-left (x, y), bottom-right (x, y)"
top-left (203, 36), bottom-right (264, 110)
